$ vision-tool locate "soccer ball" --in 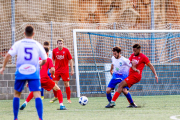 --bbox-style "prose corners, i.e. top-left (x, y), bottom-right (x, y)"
top-left (79, 96), bottom-right (88, 106)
